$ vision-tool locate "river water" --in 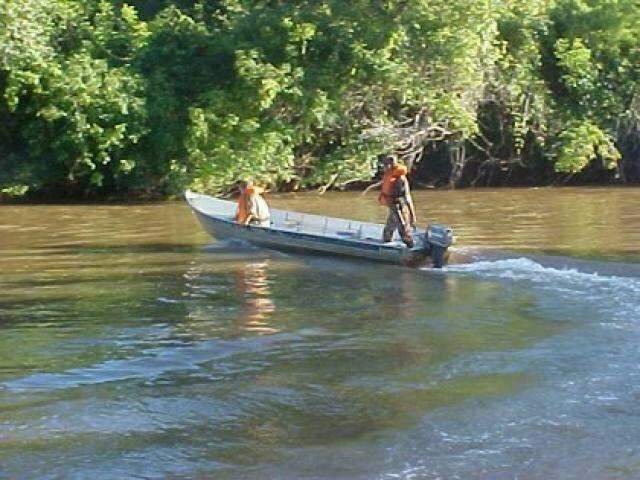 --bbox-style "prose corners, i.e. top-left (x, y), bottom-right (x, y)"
top-left (1, 187), bottom-right (640, 479)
